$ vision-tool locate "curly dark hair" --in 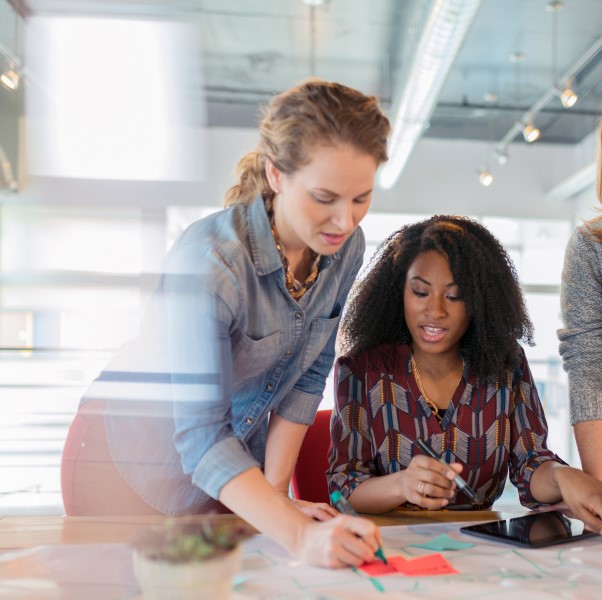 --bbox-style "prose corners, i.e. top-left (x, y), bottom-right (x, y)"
top-left (340, 215), bottom-right (534, 382)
